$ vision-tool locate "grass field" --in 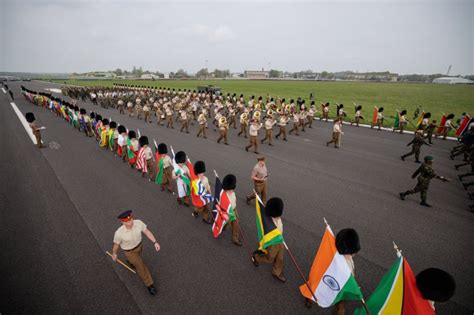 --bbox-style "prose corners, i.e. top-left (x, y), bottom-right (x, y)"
top-left (51, 79), bottom-right (473, 130)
